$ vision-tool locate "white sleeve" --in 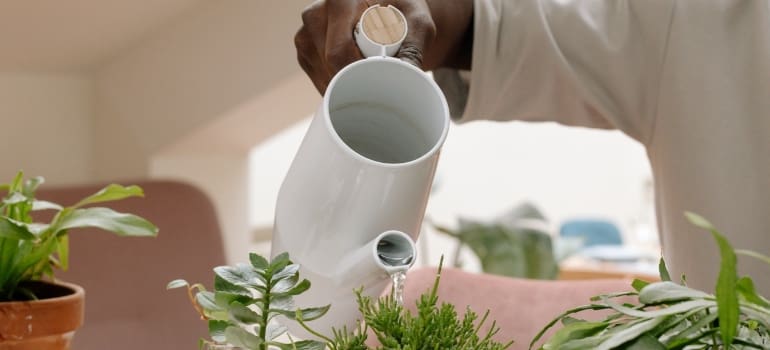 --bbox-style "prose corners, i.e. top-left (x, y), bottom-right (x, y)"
top-left (435, 0), bottom-right (675, 144)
